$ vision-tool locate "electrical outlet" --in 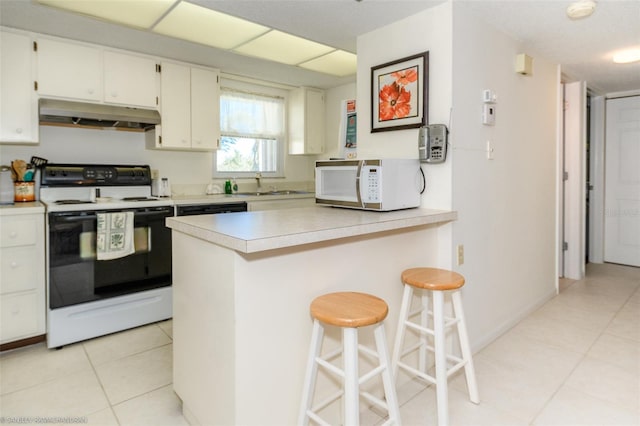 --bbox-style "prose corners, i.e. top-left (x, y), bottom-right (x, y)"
top-left (457, 244), bottom-right (464, 265)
